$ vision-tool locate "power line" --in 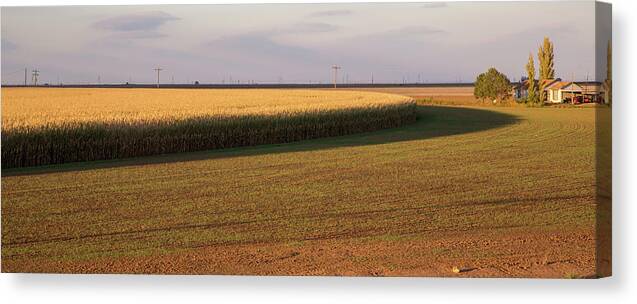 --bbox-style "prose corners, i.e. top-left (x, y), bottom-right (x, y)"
top-left (331, 65), bottom-right (341, 88)
top-left (153, 67), bottom-right (163, 88)
top-left (31, 69), bottom-right (40, 86)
